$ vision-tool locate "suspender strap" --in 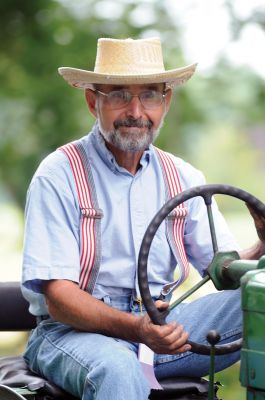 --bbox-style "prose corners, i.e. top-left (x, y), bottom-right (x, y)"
top-left (59, 142), bottom-right (103, 293)
top-left (155, 147), bottom-right (189, 296)
top-left (60, 140), bottom-right (187, 295)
